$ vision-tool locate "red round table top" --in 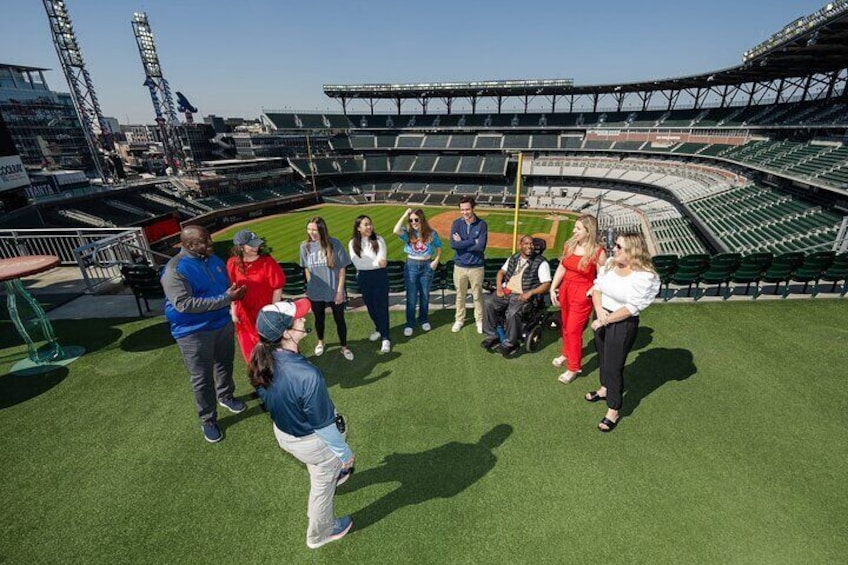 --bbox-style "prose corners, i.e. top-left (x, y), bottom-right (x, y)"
top-left (0, 255), bottom-right (61, 282)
